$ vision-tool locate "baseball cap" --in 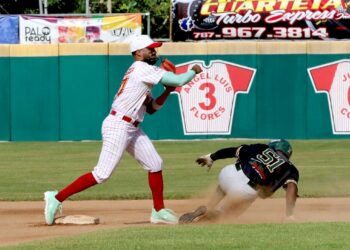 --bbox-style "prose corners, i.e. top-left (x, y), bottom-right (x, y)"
top-left (130, 35), bottom-right (162, 53)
